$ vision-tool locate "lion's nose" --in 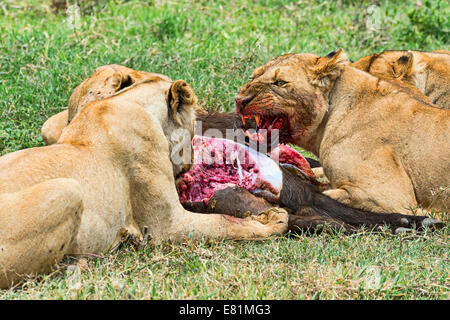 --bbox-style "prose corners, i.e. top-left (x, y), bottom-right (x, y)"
top-left (235, 96), bottom-right (253, 113)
